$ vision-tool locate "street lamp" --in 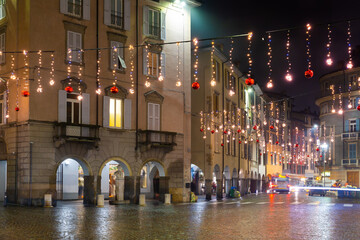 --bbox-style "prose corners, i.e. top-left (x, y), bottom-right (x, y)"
top-left (321, 143), bottom-right (328, 187)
